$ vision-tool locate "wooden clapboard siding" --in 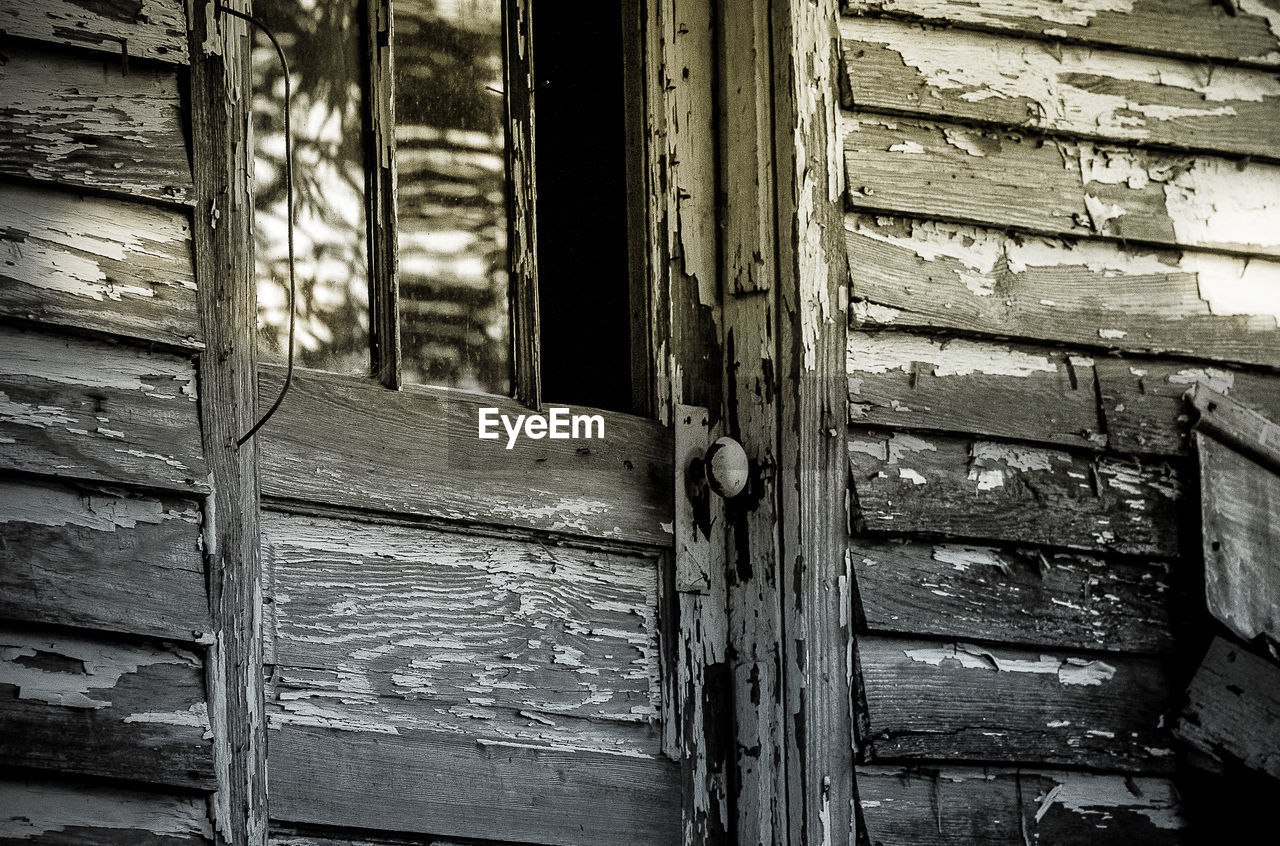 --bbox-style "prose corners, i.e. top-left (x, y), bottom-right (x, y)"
top-left (847, 331), bottom-right (1103, 449)
top-left (0, 625), bottom-right (214, 790)
top-left (844, 0), bottom-right (1280, 69)
top-left (0, 478), bottom-right (208, 642)
top-left (851, 537), bottom-right (1178, 654)
top-left (270, 724), bottom-right (680, 846)
top-left (848, 431), bottom-right (1184, 556)
top-left (0, 44), bottom-right (191, 204)
top-left (0, 777), bottom-right (212, 844)
top-left (0, 182), bottom-right (200, 350)
top-left (0, 0), bottom-right (189, 65)
top-left (845, 214), bottom-right (1280, 369)
top-left (843, 114), bottom-right (1280, 257)
top-left (258, 367), bottom-right (673, 546)
top-left (857, 765), bottom-right (1187, 845)
top-left (1175, 637), bottom-right (1280, 779)
top-left (0, 328), bottom-right (207, 492)
top-left (840, 17), bottom-right (1280, 160)
top-left (858, 635), bottom-right (1176, 771)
